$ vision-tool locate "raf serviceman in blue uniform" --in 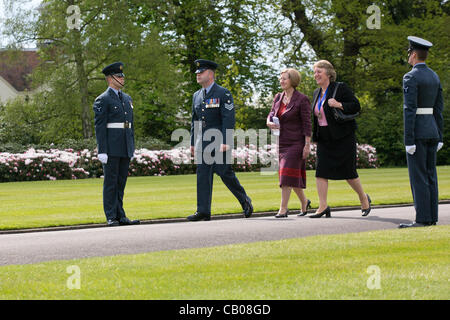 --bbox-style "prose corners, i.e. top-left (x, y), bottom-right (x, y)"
top-left (93, 62), bottom-right (140, 226)
top-left (188, 59), bottom-right (253, 221)
top-left (399, 37), bottom-right (444, 228)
